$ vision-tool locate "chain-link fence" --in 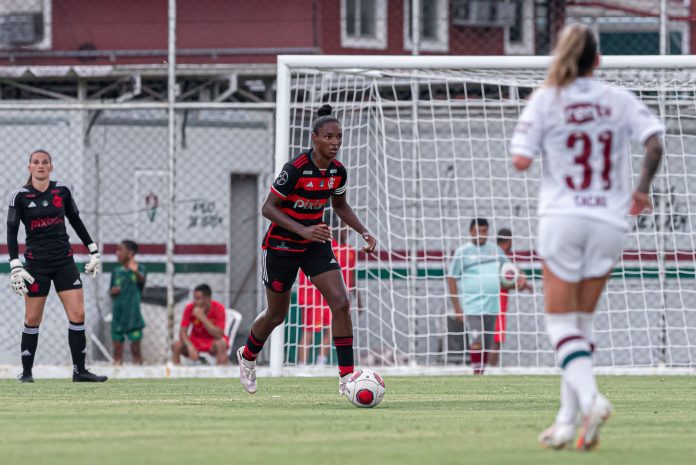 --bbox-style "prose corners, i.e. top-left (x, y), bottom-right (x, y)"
top-left (0, 0), bottom-right (692, 368)
top-left (0, 106), bottom-right (274, 365)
